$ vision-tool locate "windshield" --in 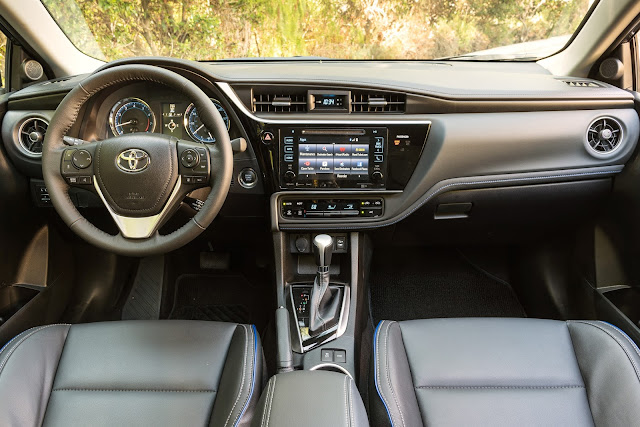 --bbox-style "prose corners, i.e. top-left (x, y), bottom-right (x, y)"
top-left (41, 0), bottom-right (595, 62)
